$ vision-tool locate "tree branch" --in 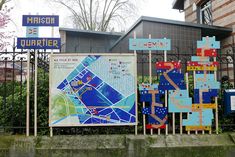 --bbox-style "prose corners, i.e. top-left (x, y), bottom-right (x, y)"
top-left (52, 0), bottom-right (137, 31)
